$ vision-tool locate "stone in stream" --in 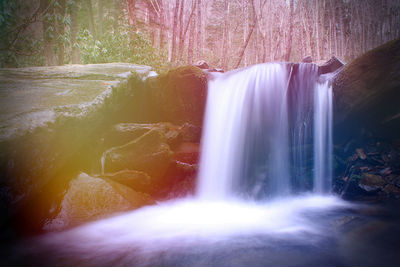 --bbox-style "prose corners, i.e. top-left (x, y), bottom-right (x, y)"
top-left (44, 173), bottom-right (154, 231)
